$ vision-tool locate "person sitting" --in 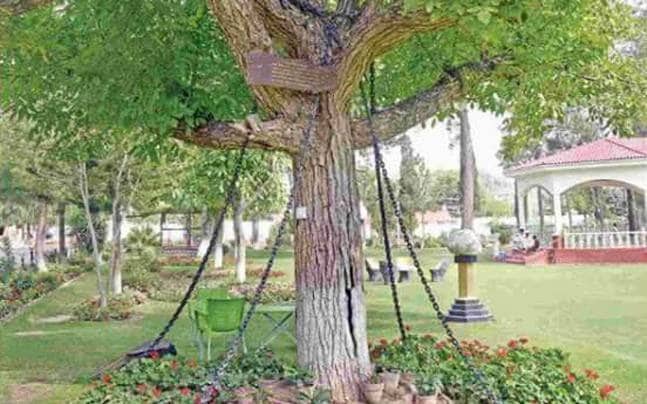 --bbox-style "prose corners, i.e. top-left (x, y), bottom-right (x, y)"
top-left (511, 228), bottom-right (525, 252)
top-left (527, 235), bottom-right (540, 253)
top-left (523, 231), bottom-right (532, 252)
